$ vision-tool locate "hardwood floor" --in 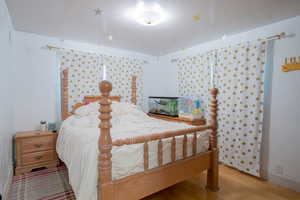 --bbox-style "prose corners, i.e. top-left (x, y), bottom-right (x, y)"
top-left (143, 165), bottom-right (300, 200)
